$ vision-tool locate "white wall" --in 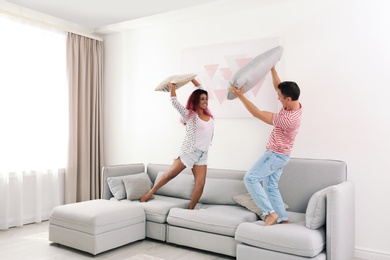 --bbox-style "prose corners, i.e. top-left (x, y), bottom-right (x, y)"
top-left (103, 0), bottom-right (390, 258)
